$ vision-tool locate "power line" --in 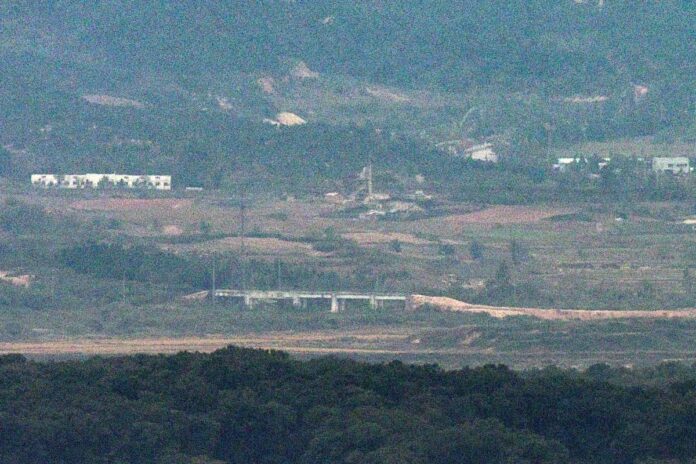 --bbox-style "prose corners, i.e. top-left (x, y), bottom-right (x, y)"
top-left (239, 188), bottom-right (247, 290)
top-left (211, 254), bottom-right (216, 306)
